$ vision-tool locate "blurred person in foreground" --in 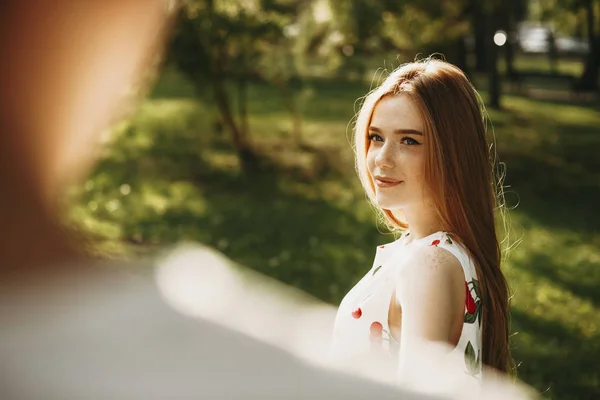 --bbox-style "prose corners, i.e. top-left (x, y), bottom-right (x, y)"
top-left (0, 1), bottom-right (534, 399)
top-left (329, 58), bottom-right (517, 390)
